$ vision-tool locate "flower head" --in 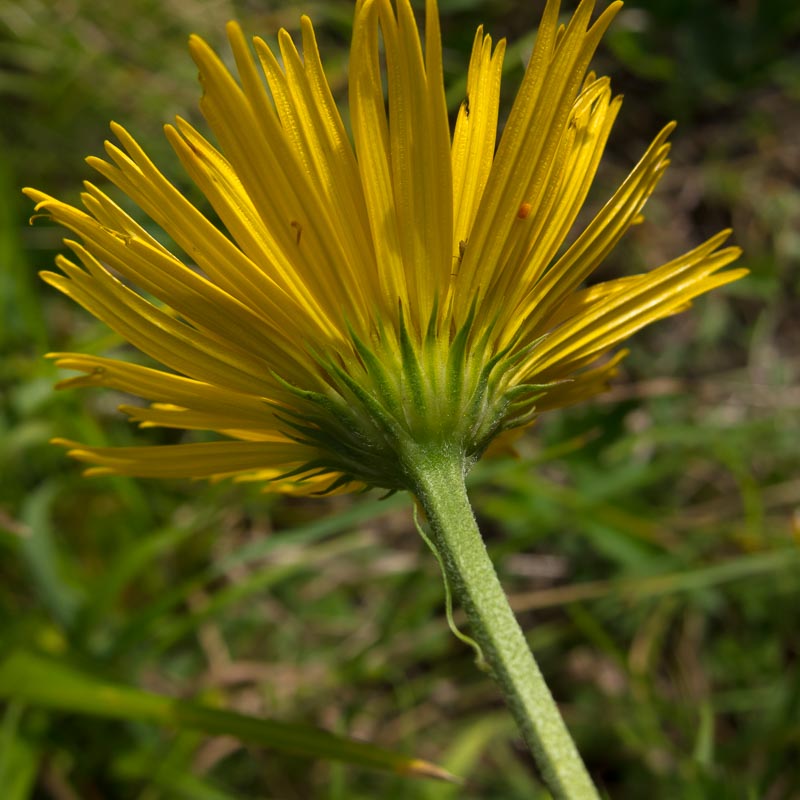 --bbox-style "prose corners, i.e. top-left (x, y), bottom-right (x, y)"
top-left (27, 0), bottom-right (745, 494)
